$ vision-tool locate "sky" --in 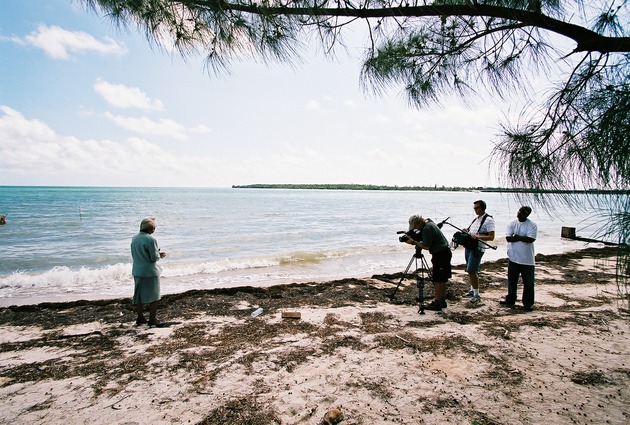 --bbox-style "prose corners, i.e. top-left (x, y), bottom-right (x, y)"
top-left (0, 0), bottom-right (551, 188)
